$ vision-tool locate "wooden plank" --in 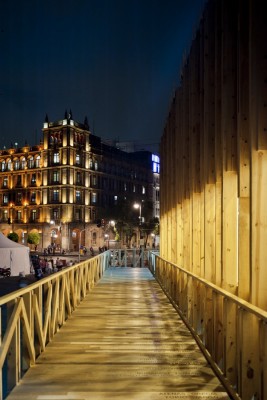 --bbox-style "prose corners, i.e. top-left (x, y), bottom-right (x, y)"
top-left (223, 299), bottom-right (237, 386)
top-left (222, 171), bottom-right (238, 293)
top-left (251, 150), bottom-right (267, 309)
top-left (239, 311), bottom-right (260, 400)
